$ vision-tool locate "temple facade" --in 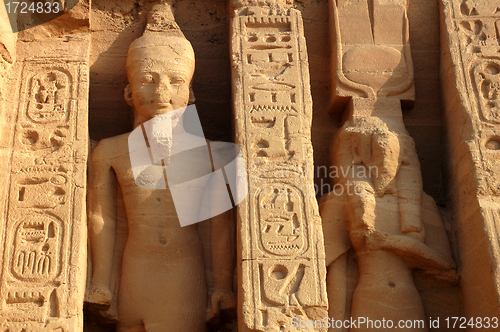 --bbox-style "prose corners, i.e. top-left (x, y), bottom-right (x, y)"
top-left (0, 0), bottom-right (497, 331)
